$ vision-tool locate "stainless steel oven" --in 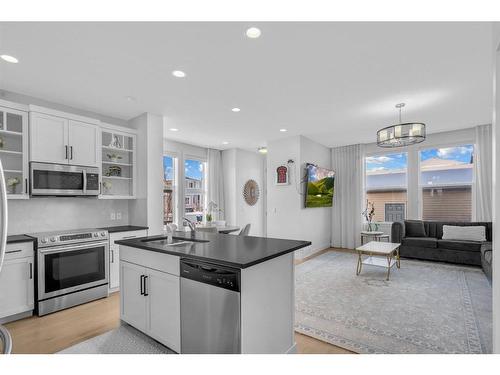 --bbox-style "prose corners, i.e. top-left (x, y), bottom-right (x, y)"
top-left (33, 229), bottom-right (109, 316)
top-left (30, 162), bottom-right (100, 196)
